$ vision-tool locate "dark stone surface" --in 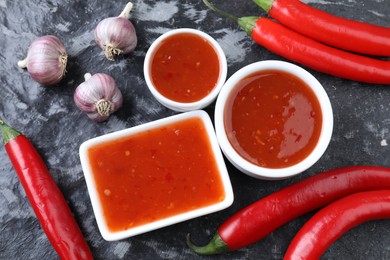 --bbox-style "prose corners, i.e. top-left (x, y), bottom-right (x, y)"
top-left (0, 0), bottom-right (389, 259)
